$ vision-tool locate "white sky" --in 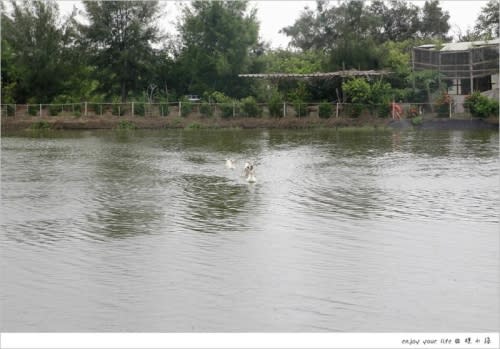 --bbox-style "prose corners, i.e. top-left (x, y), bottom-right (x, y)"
top-left (57, 0), bottom-right (490, 48)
